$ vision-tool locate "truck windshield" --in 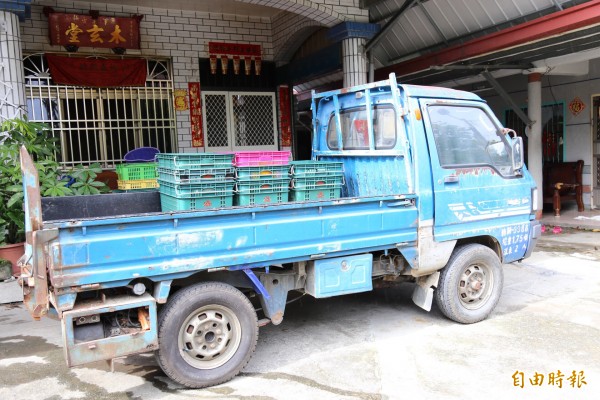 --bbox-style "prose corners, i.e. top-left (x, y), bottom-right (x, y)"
top-left (327, 105), bottom-right (396, 150)
top-left (428, 105), bottom-right (516, 177)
